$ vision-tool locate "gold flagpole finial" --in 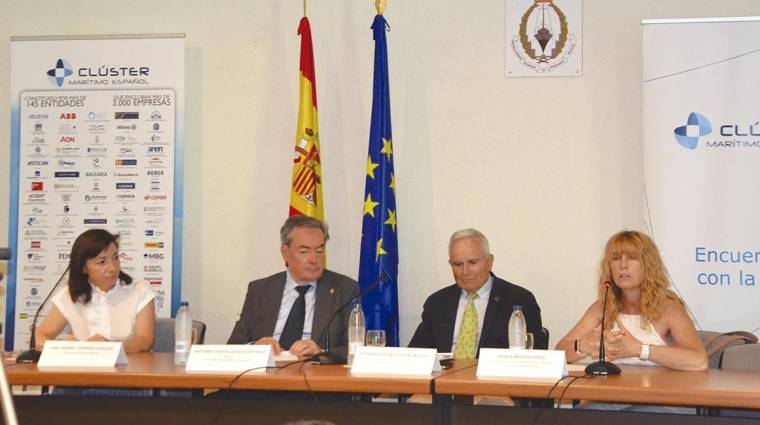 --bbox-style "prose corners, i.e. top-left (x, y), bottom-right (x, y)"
top-left (375, 0), bottom-right (386, 15)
